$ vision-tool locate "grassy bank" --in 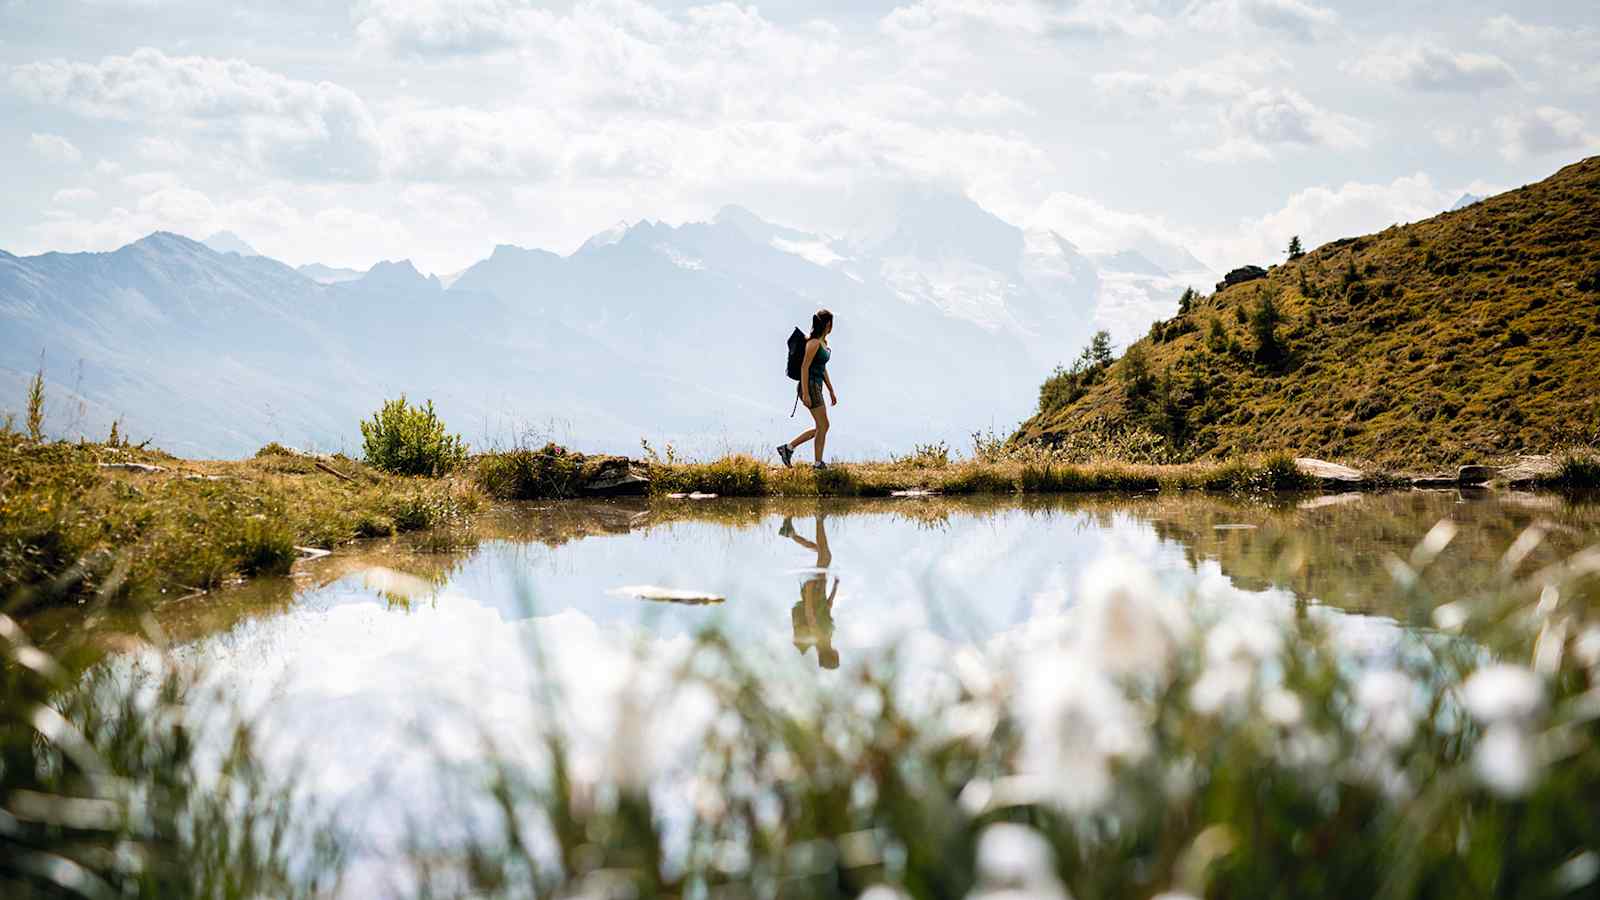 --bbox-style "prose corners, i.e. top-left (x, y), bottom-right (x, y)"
top-left (471, 444), bottom-right (1322, 500)
top-left (0, 431), bottom-right (478, 613)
